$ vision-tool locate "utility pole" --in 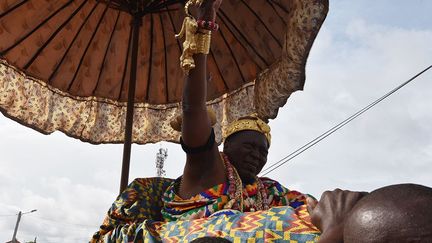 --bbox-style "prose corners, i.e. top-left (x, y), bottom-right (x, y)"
top-left (11, 209), bottom-right (37, 243)
top-left (155, 147), bottom-right (168, 177)
top-left (11, 211), bottom-right (21, 243)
